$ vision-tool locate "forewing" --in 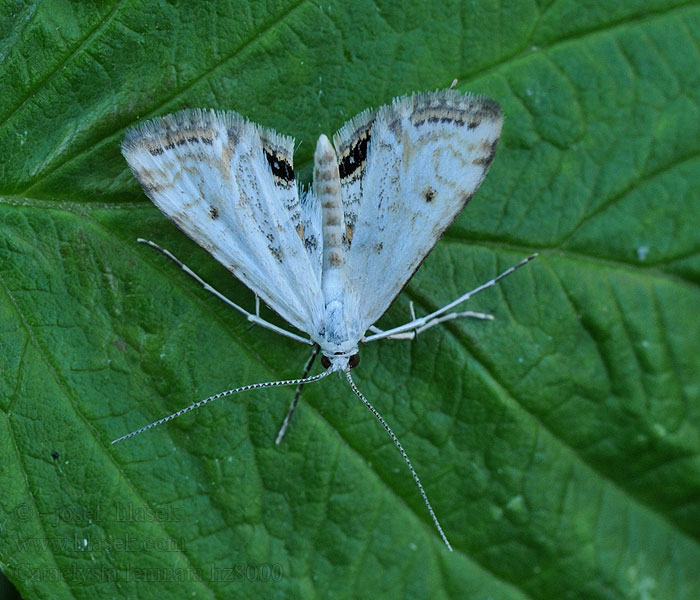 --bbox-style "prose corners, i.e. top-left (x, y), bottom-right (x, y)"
top-left (122, 109), bottom-right (323, 335)
top-left (333, 90), bottom-right (503, 334)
